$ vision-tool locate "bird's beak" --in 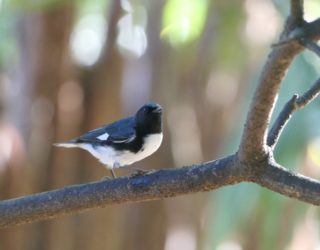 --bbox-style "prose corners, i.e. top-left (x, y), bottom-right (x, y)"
top-left (152, 106), bottom-right (162, 113)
